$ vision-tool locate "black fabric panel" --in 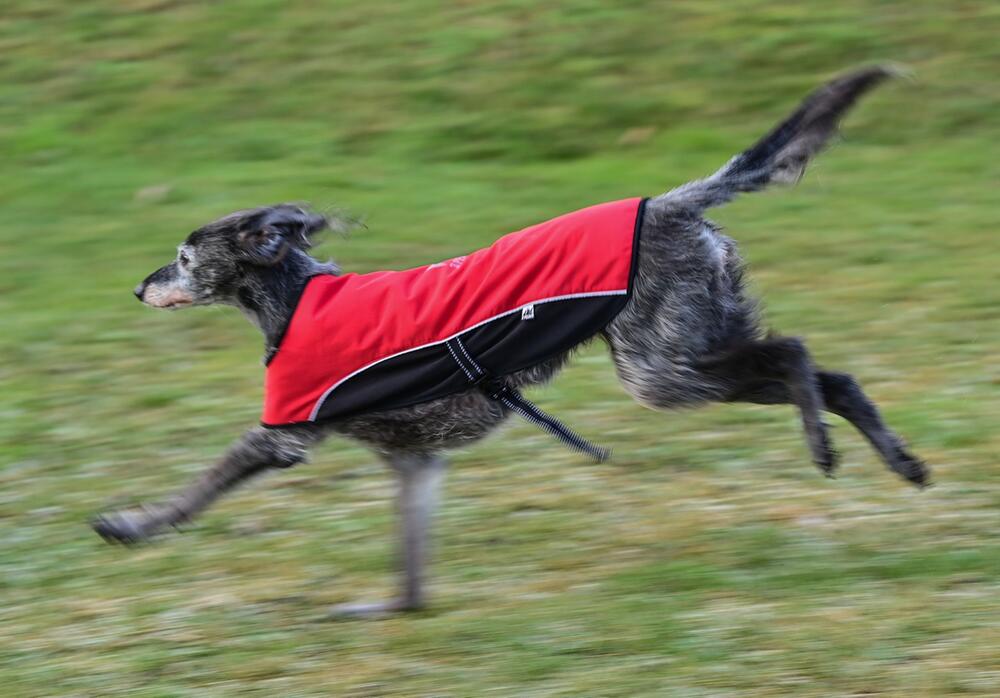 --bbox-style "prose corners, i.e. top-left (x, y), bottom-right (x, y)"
top-left (312, 295), bottom-right (626, 422)
top-left (461, 295), bottom-right (626, 378)
top-left (628, 197), bottom-right (647, 294)
top-left (312, 344), bottom-right (467, 421)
